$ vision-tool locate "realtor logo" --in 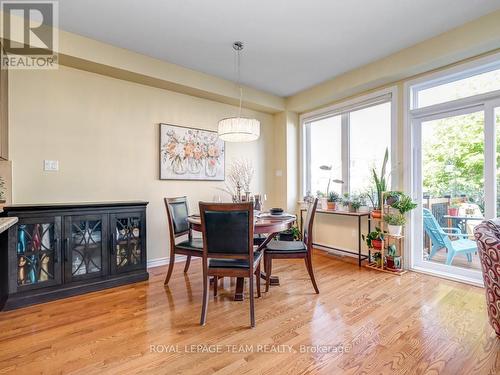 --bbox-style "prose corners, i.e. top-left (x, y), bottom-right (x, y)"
top-left (1, 1), bottom-right (58, 69)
